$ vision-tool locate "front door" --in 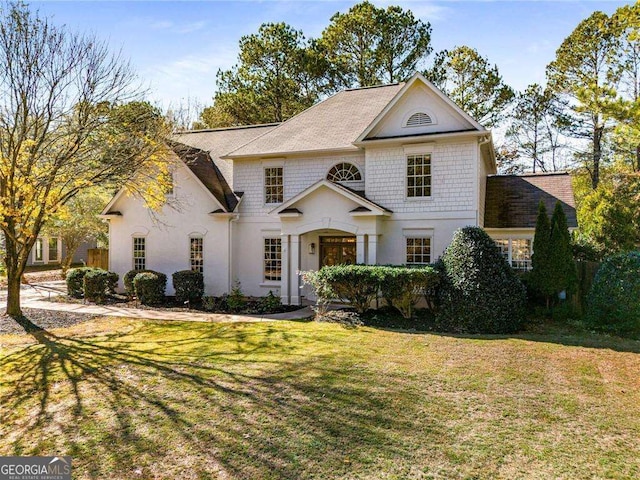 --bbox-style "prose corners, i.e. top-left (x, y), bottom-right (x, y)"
top-left (320, 236), bottom-right (356, 267)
